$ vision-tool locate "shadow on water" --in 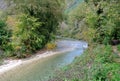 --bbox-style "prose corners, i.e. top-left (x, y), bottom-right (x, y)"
top-left (0, 39), bottom-right (87, 81)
